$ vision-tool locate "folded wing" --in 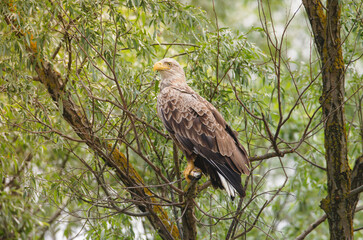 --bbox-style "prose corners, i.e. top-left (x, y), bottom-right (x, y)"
top-left (157, 85), bottom-right (250, 197)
